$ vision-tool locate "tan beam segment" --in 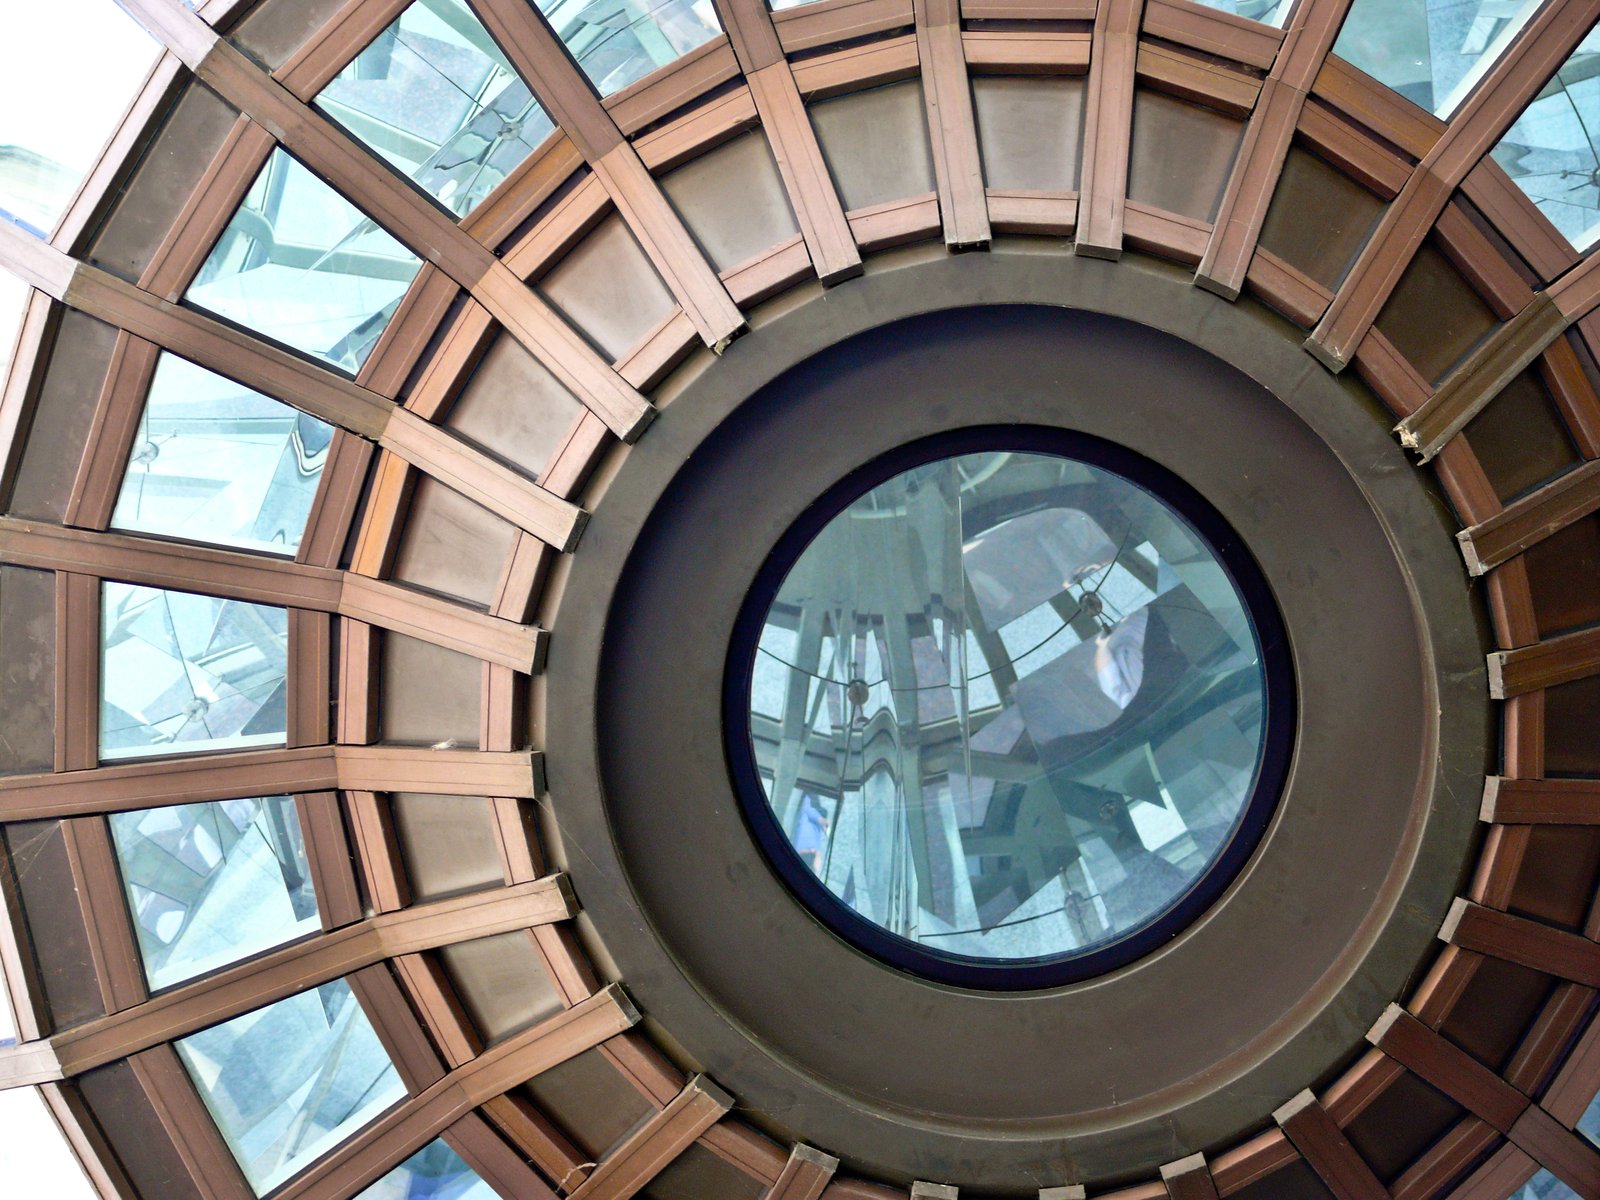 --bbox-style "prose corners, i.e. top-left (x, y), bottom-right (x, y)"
top-left (0, 877), bottom-right (575, 1086)
top-left (1160, 1154), bottom-right (1220, 1200)
top-left (1489, 626), bottom-right (1600, 699)
top-left (112, 0), bottom-right (653, 442)
top-left (1075, 0), bottom-right (1144, 259)
top-left (1306, 3), bottom-right (1599, 371)
top-left (1458, 459), bottom-right (1600, 575)
top-left (567, 1075), bottom-right (736, 1200)
top-left (915, 0), bottom-right (990, 248)
top-left (1272, 1091), bottom-right (1389, 1200)
top-left (768, 1145), bottom-right (840, 1200)
top-left (0, 517), bottom-right (545, 672)
top-left (1368, 1004), bottom-right (1530, 1133)
top-left (465, 0), bottom-right (745, 349)
top-left (334, 745), bottom-right (542, 796)
top-left (1195, 0), bottom-right (1353, 299)
top-left (1441, 898), bottom-right (1600, 988)
top-left (1483, 777), bottom-right (1600, 825)
top-left (715, 0), bottom-right (862, 282)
